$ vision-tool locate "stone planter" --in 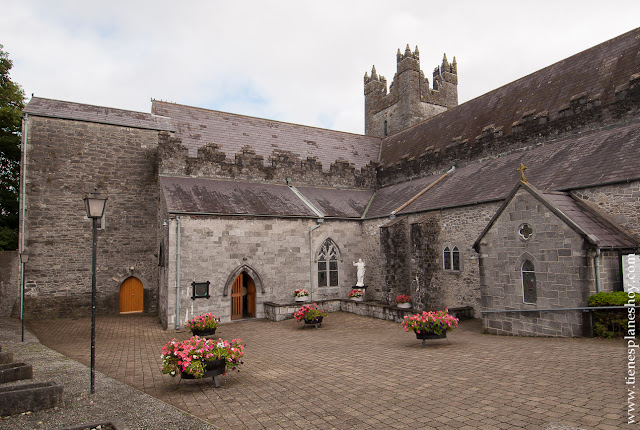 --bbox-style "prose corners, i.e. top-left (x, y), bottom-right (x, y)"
top-left (397, 302), bottom-right (411, 309)
top-left (350, 297), bottom-right (363, 302)
top-left (0, 362), bottom-right (33, 384)
top-left (295, 296), bottom-right (308, 302)
top-left (0, 382), bottom-right (63, 416)
top-left (190, 327), bottom-right (217, 337)
top-left (181, 358), bottom-right (226, 388)
top-left (303, 316), bottom-right (323, 328)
